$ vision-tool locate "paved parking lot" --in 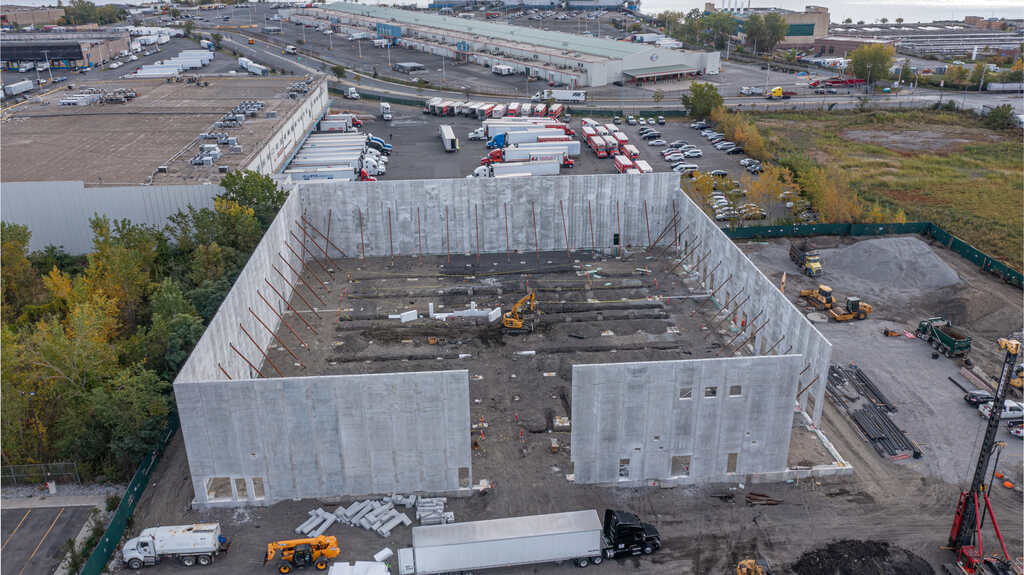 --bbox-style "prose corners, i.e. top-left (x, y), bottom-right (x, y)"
top-left (1, 506), bottom-right (92, 575)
